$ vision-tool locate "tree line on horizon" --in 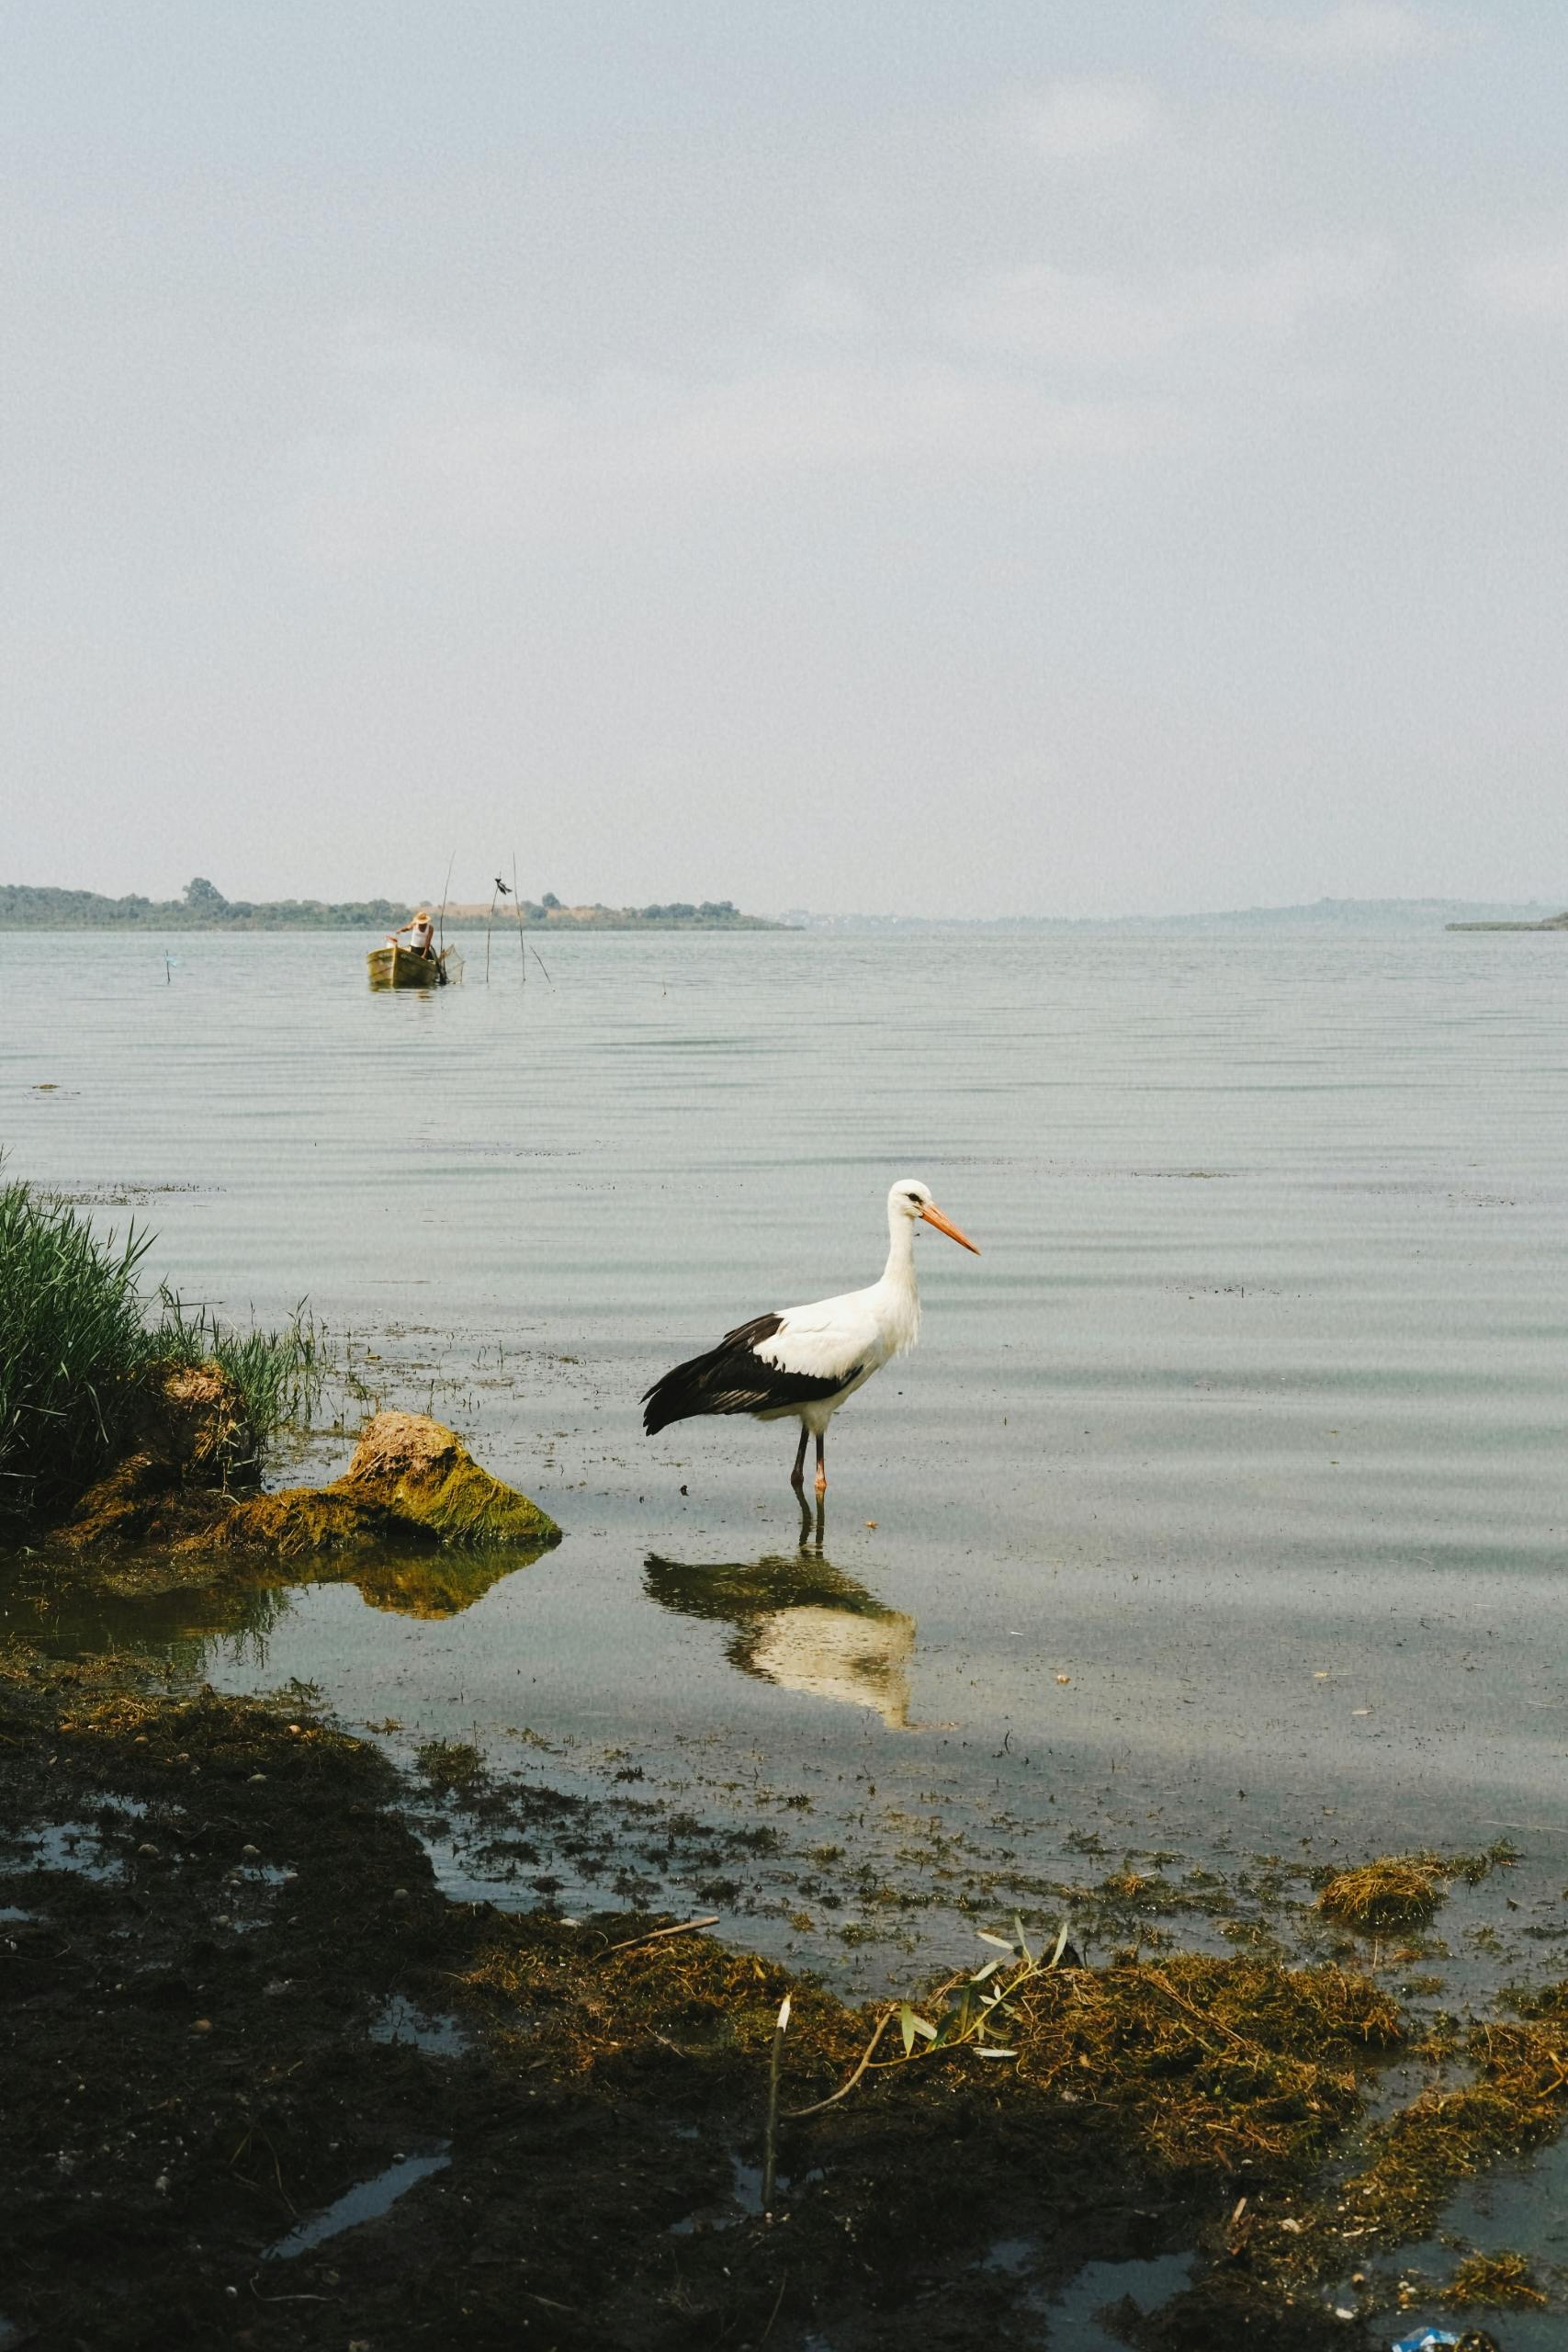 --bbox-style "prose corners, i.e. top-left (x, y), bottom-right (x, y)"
top-left (0, 876), bottom-right (776, 931)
